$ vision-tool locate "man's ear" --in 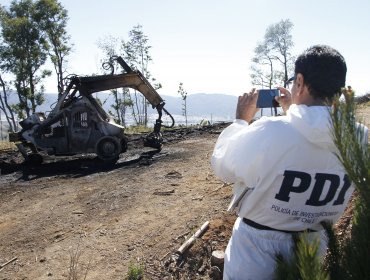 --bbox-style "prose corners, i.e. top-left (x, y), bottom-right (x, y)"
top-left (295, 73), bottom-right (305, 95)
